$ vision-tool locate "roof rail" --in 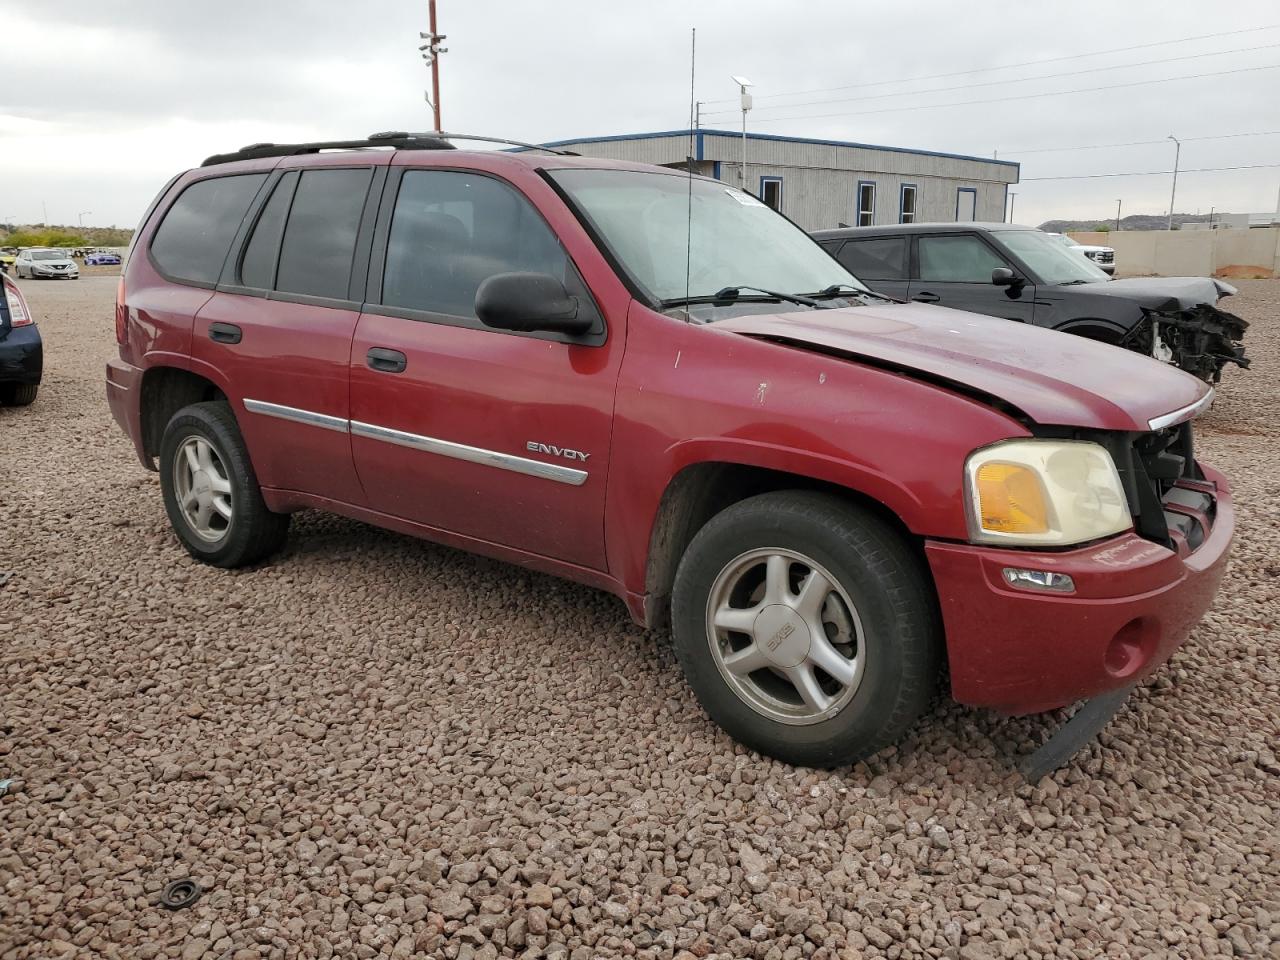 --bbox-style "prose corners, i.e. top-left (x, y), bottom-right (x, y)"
top-left (429, 132), bottom-right (579, 156)
top-left (200, 132), bottom-right (456, 167)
